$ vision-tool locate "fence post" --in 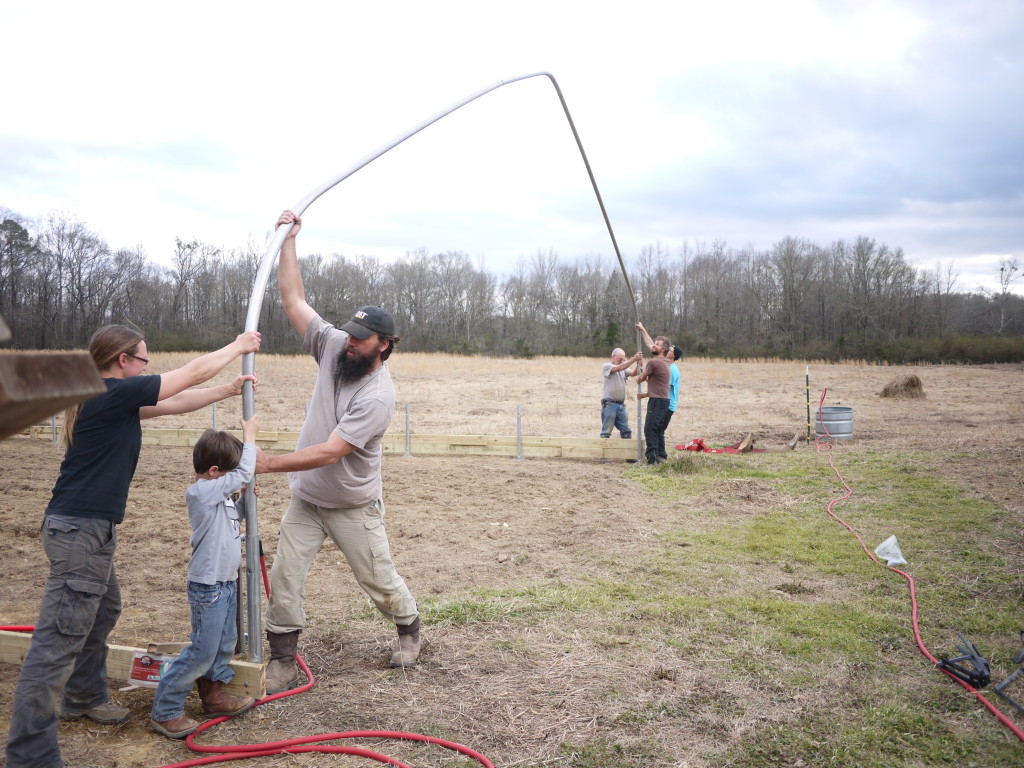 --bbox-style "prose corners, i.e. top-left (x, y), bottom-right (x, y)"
top-left (211, 402), bottom-right (217, 430)
top-left (404, 403), bottom-right (412, 458)
top-left (51, 415), bottom-right (57, 443)
top-left (513, 404), bottom-right (523, 460)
